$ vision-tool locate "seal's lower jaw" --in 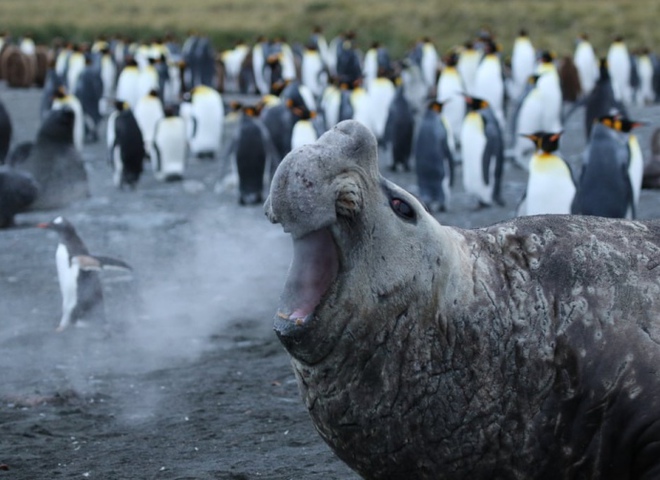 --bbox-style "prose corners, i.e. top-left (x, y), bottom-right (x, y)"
top-left (274, 227), bottom-right (340, 359)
